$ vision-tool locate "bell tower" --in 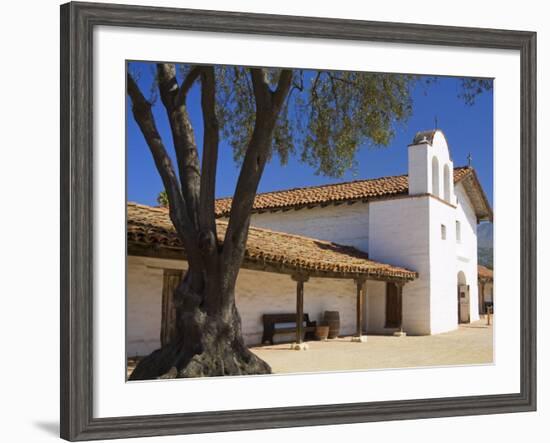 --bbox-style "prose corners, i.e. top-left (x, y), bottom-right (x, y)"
top-left (408, 129), bottom-right (454, 203)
